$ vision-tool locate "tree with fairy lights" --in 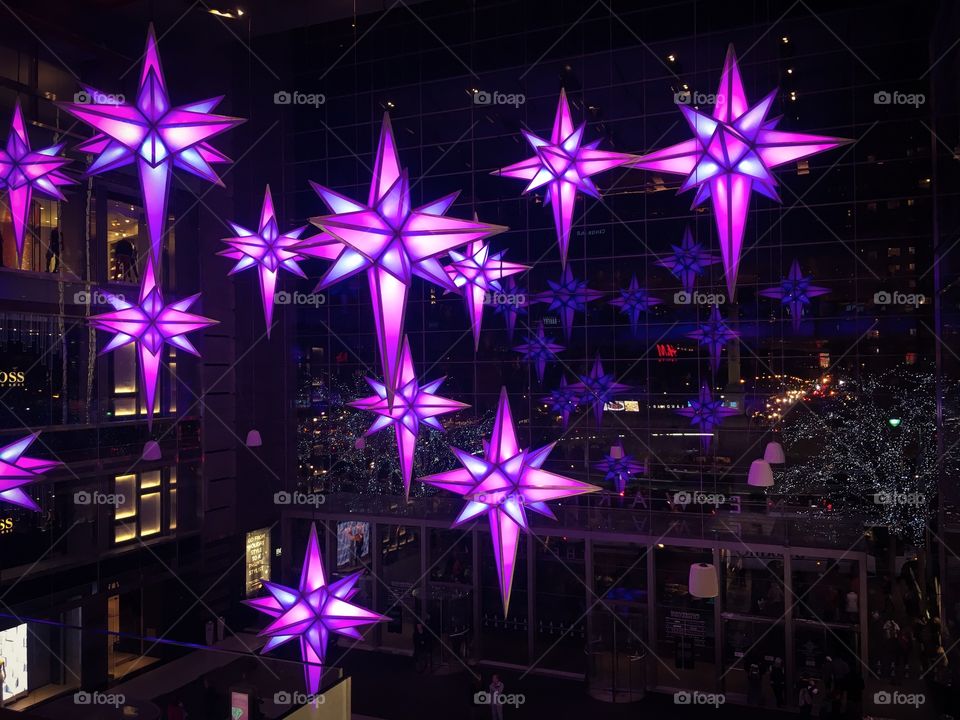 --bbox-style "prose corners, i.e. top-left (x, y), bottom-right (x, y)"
top-left (778, 365), bottom-right (956, 544)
